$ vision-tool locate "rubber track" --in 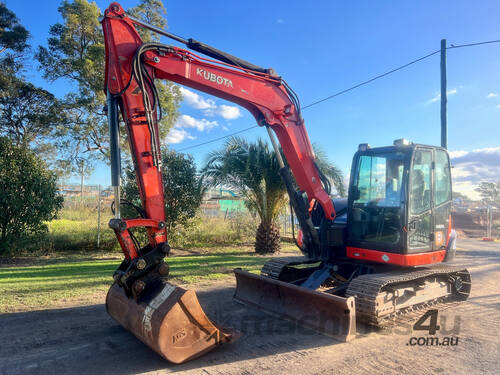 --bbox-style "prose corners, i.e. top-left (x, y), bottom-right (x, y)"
top-left (260, 257), bottom-right (309, 279)
top-left (345, 266), bottom-right (471, 328)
